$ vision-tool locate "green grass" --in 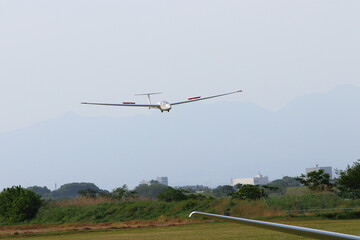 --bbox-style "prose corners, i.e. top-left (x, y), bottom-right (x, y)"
top-left (20, 195), bottom-right (360, 225)
top-left (29, 199), bottom-right (216, 224)
top-left (2, 192), bottom-right (360, 226)
top-left (285, 186), bottom-right (310, 195)
top-left (266, 192), bottom-right (358, 211)
top-left (3, 219), bottom-right (360, 240)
